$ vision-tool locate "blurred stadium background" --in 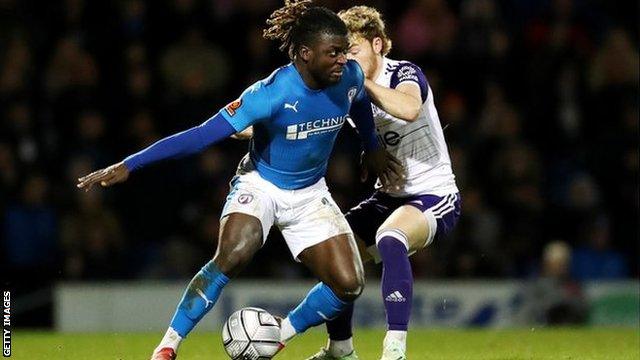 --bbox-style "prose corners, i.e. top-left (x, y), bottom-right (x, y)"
top-left (1, 0), bottom-right (638, 357)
